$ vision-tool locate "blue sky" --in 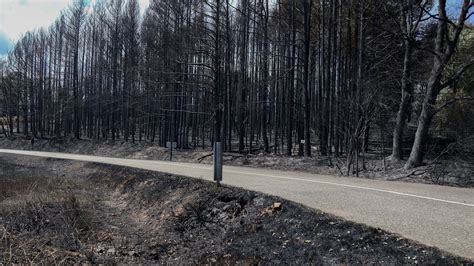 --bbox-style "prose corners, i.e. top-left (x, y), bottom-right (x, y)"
top-left (0, 0), bottom-right (472, 58)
